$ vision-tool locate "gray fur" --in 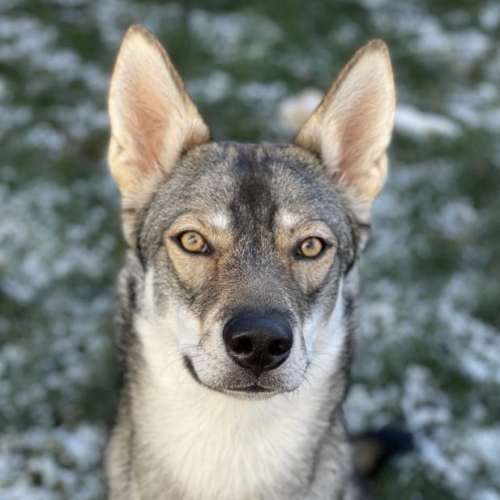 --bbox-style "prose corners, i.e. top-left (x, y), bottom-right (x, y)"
top-left (105, 141), bottom-right (369, 500)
